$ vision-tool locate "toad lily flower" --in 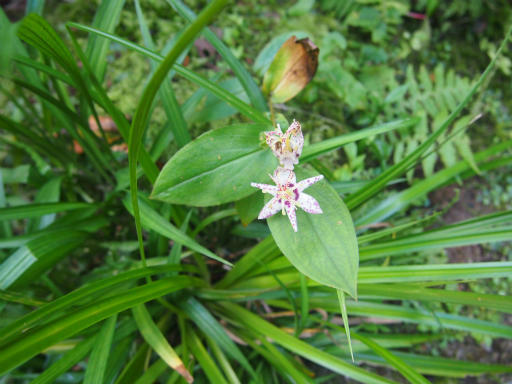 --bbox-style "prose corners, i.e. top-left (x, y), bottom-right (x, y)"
top-left (251, 167), bottom-right (323, 232)
top-left (265, 120), bottom-right (304, 169)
